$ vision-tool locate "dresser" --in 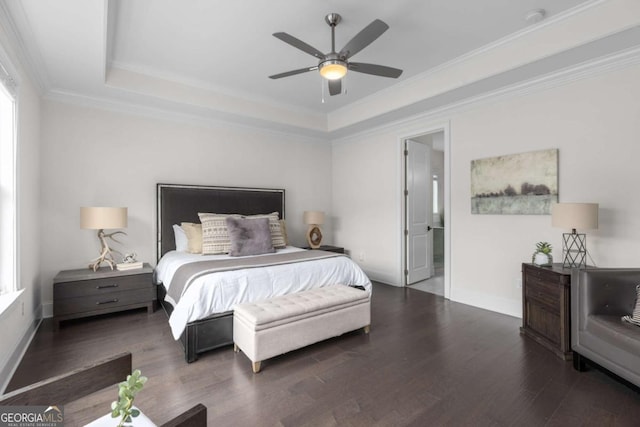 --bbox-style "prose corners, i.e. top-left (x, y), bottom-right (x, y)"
top-left (520, 263), bottom-right (572, 360)
top-left (53, 264), bottom-right (155, 330)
